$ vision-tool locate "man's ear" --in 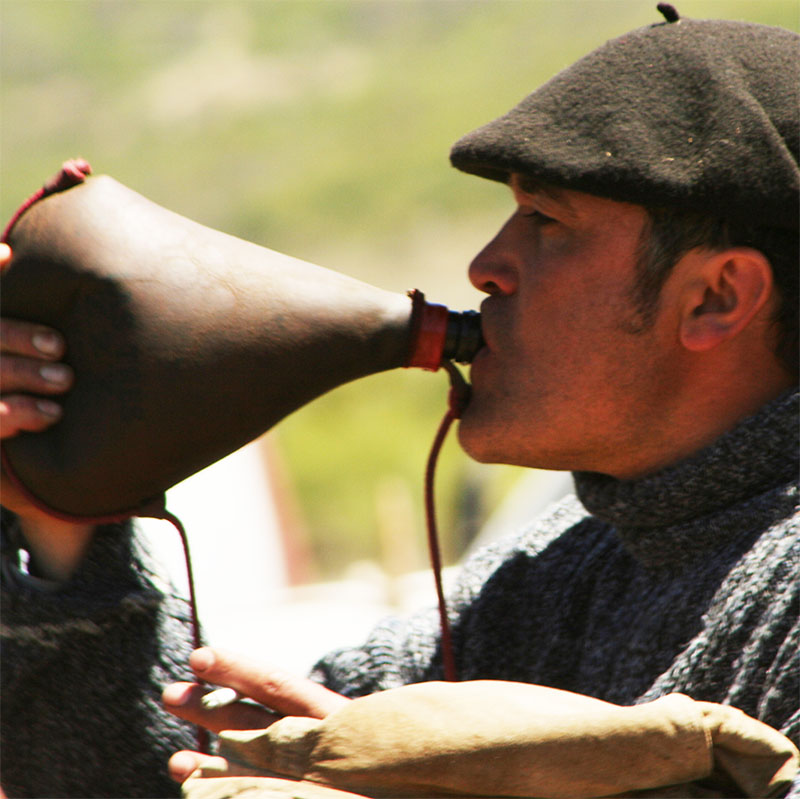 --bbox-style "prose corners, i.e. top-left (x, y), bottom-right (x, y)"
top-left (679, 248), bottom-right (774, 352)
